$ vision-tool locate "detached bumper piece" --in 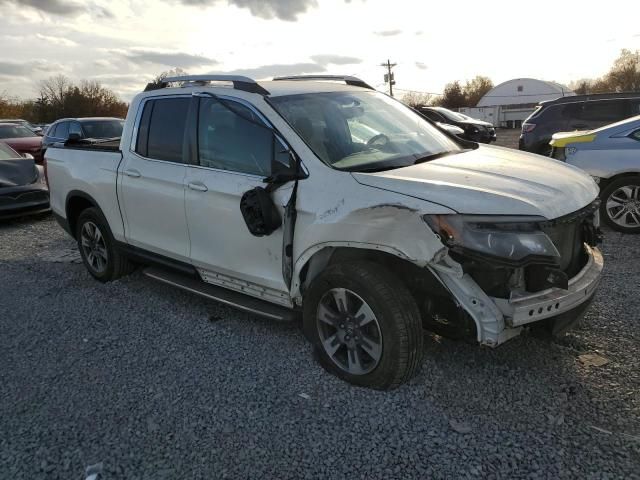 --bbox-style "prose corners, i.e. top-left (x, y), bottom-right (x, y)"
top-left (0, 188), bottom-right (50, 219)
top-left (494, 245), bottom-right (603, 327)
